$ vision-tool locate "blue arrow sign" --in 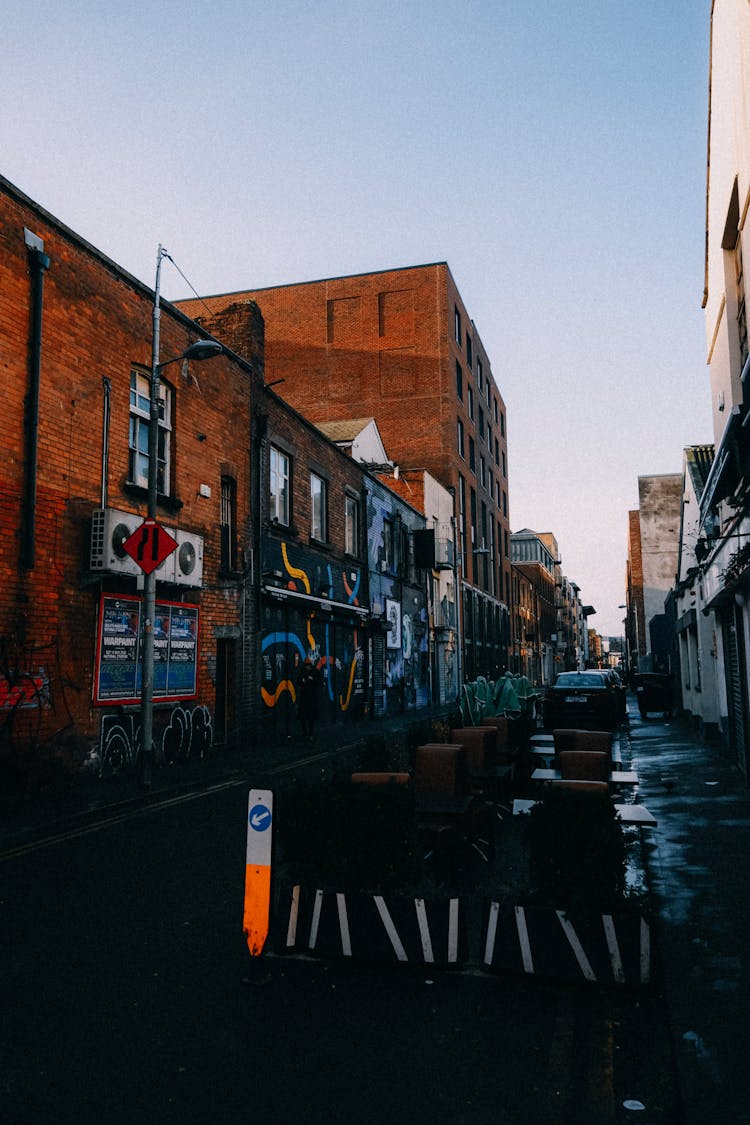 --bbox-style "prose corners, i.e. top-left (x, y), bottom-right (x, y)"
top-left (249, 803), bottom-right (272, 832)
